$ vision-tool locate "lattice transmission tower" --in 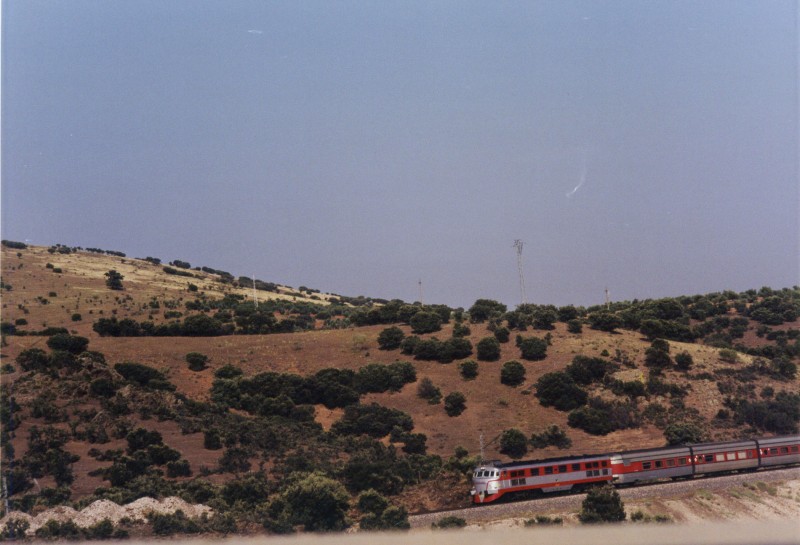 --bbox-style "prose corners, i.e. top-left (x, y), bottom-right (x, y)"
top-left (513, 239), bottom-right (527, 305)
